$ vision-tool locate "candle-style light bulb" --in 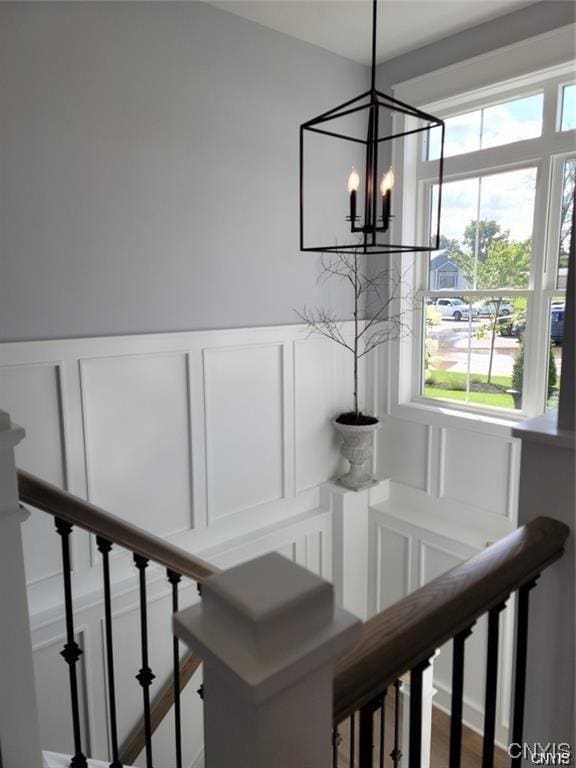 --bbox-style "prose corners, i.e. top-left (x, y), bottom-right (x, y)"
top-left (348, 167), bottom-right (360, 193)
top-left (380, 168), bottom-right (394, 231)
top-left (380, 168), bottom-right (394, 195)
top-left (348, 167), bottom-right (360, 225)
